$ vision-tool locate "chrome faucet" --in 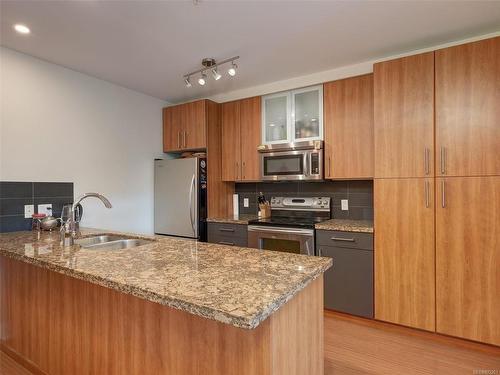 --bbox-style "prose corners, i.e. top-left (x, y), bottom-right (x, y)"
top-left (60, 192), bottom-right (112, 246)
